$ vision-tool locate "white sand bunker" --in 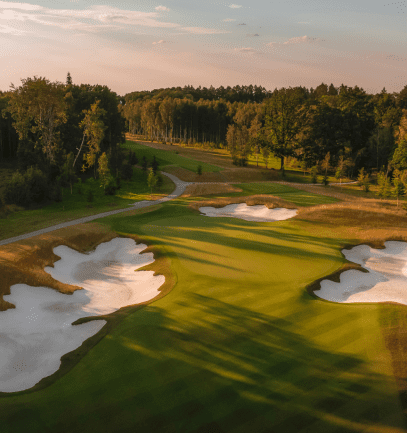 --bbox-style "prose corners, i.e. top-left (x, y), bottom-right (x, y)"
top-left (0, 237), bottom-right (164, 393)
top-left (199, 203), bottom-right (298, 222)
top-left (314, 241), bottom-right (407, 305)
